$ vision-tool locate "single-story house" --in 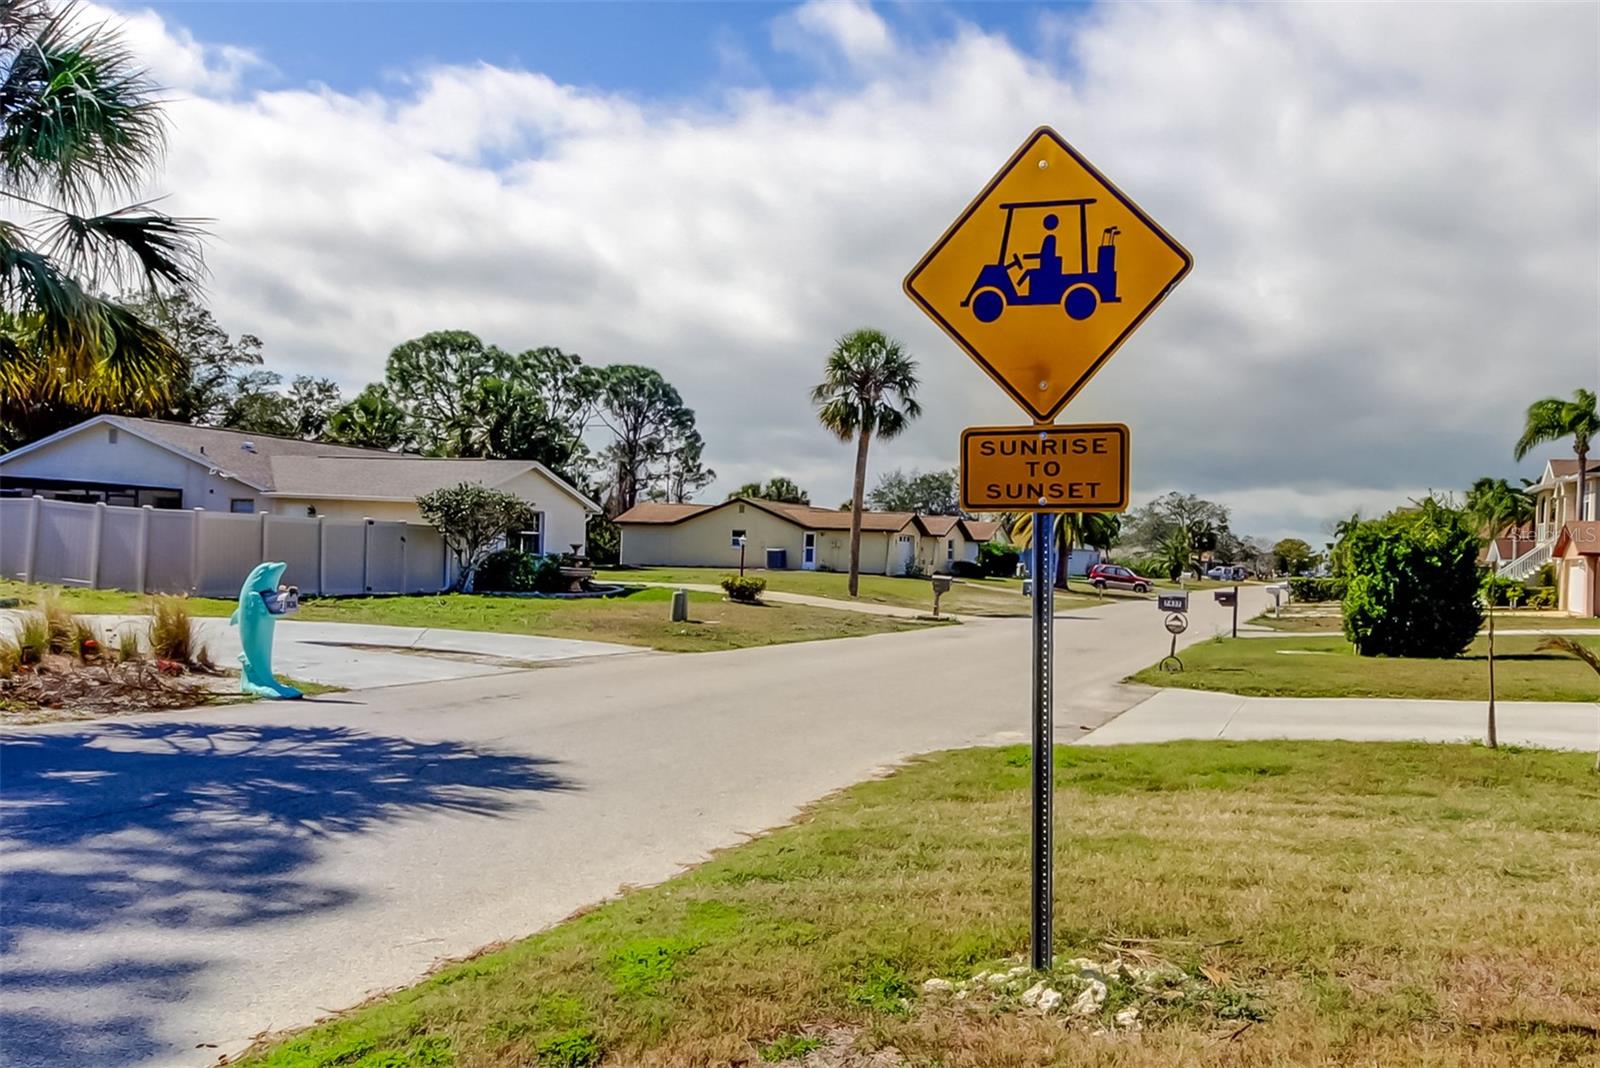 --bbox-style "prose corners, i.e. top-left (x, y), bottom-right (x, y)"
top-left (1552, 520), bottom-right (1600, 617)
top-left (614, 496), bottom-right (1001, 575)
top-left (0, 415), bottom-right (597, 553)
